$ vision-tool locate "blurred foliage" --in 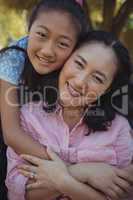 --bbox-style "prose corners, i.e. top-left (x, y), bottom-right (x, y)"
top-left (84, 0), bottom-right (133, 35)
top-left (0, 0), bottom-right (132, 46)
top-left (0, 5), bottom-right (27, 46)
top-left (0, 0), bottom-right (39, 10)
top-left (128, 14), bottom-right (133, 29)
